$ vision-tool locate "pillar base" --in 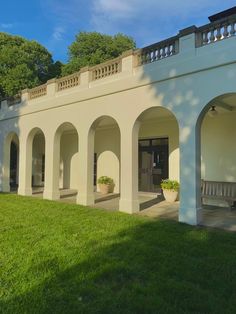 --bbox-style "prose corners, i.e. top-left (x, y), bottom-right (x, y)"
top-left (43, 190), bottom-right (60, 200)
top-left (179, 207), bottom-right (202, 225)
top-left (119, 198), bottom-right (140, 214)
top-left (1, 184), bottom-right (10, 193)
top-left (18, 188), bottom-right (32, 196)
top-left (76, 193), bottom-right (95, 206)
